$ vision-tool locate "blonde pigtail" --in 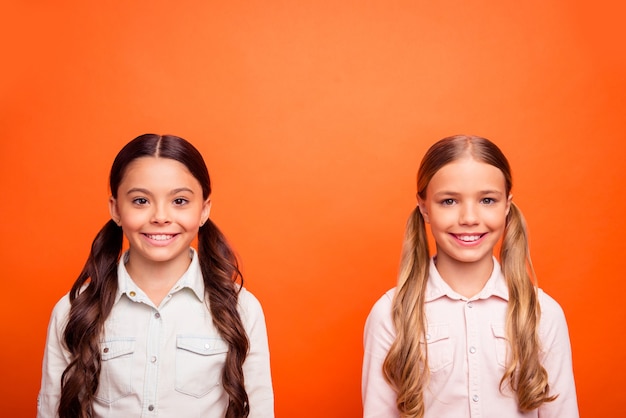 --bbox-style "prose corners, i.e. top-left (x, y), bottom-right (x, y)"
top-left (383, 206), bottom-right (431, 418)
top-left (500, 202), bottom-right (557, 410)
